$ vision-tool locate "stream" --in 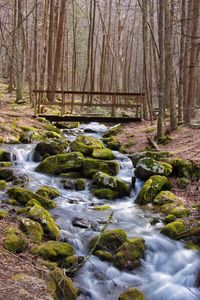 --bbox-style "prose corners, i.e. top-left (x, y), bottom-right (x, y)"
top-left (5, 122), bottom-right (200, 300)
